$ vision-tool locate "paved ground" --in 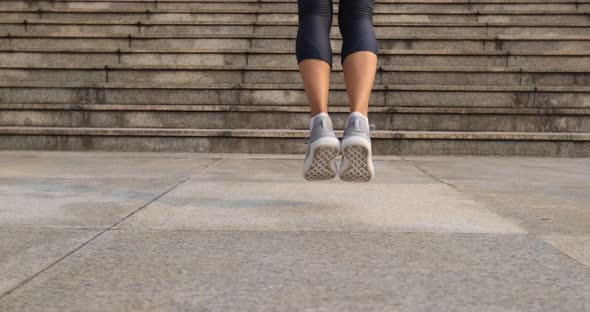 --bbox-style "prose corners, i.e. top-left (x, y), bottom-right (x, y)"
top-left (0, 151), bottom-right (589, 311)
